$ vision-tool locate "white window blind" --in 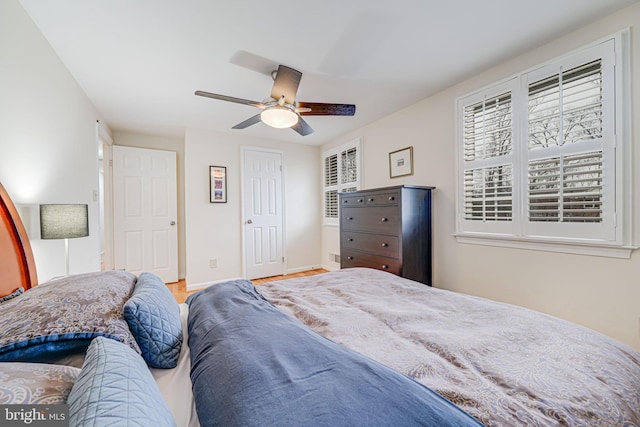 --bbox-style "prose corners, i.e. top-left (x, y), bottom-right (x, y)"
top-left (464, 165), bottom-right (513, 221)
top-left (463, 93), bottom-right (512, 161)
top-left (528, 151), bottom-right (603, 223)
top-left (463, 91), bottom-right (513, 223)
top-left (528, 60), bottom-right (603, 150)
top-left (325, 154), bottom-right (338, 186)
top-left (323, 139), bottom-right (361, 224)
top-left (456, 33), bottom-right (631, 256)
